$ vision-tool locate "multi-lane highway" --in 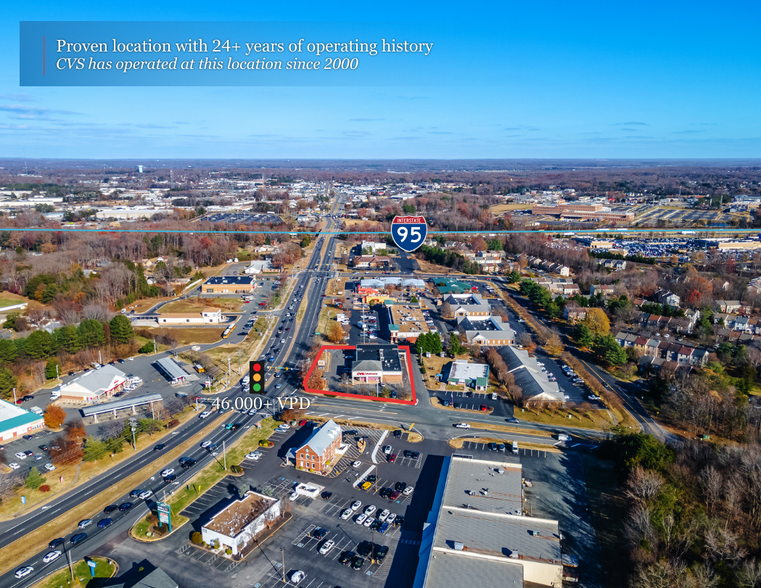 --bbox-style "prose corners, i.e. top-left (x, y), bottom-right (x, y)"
top-left (0, 199), bottom-right (345, 587)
